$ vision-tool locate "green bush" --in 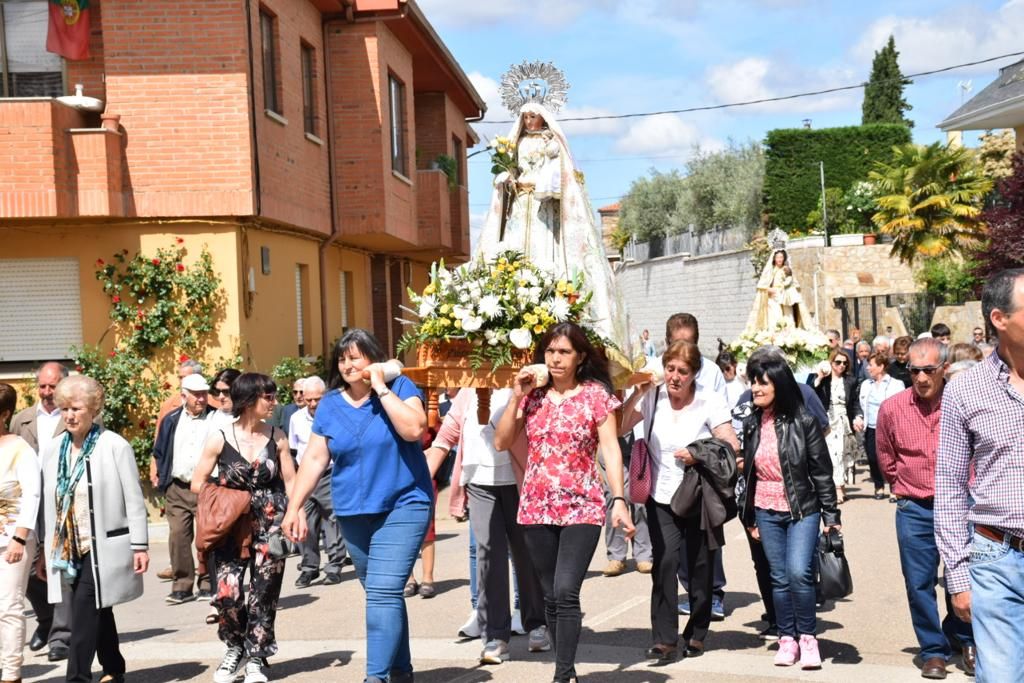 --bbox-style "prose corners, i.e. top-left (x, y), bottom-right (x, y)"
top-left (271, 356), bottom-right (319, 404)
top-left (915, 257), bottom-right (980, 304)
top-left (763, 124), bottom-right (911, 232)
